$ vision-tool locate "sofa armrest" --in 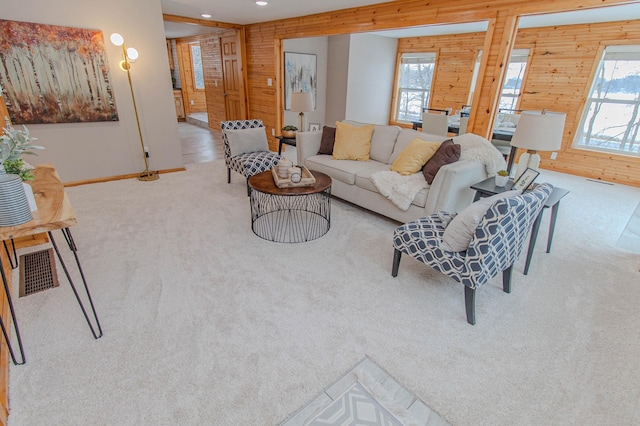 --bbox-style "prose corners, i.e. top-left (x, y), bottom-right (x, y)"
top-left (296, 131), bottom-right (323, 166)
top-left (425, 160), bottom-right (488, 215)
